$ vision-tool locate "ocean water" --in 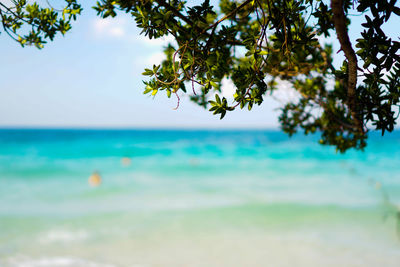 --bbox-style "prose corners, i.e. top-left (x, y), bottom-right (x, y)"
top-left (0, 129), bottom-right (399, 267)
